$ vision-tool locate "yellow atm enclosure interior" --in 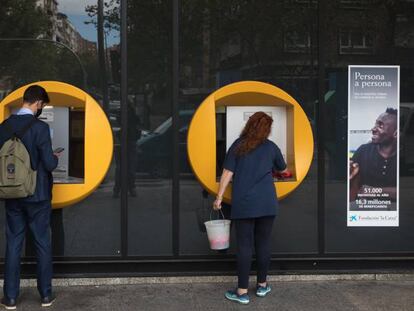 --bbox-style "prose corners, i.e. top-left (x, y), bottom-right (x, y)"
top-left (187, 81), bottom-right (314, 203)
top-left (0, 81), bottom-right (113, 208)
